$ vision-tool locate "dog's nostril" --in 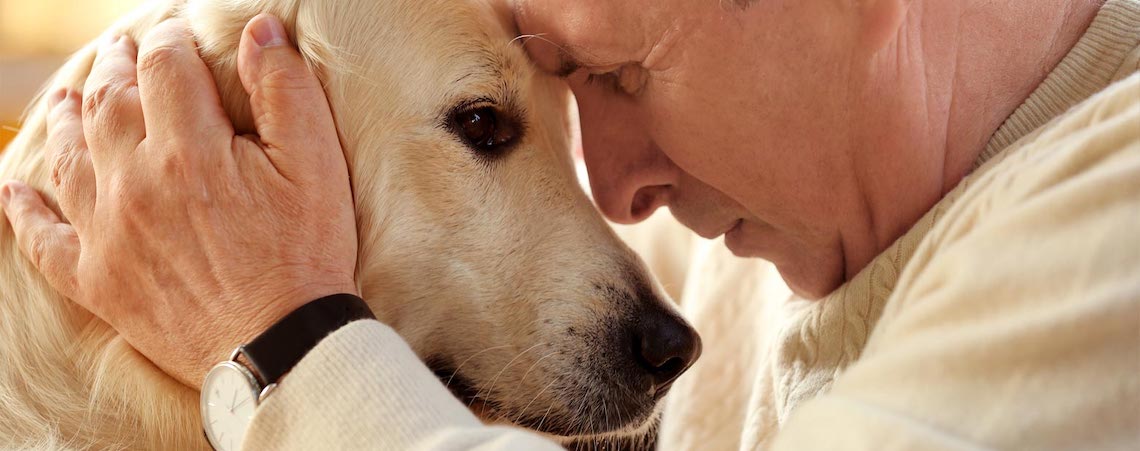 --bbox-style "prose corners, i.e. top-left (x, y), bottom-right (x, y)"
top-left (632, 312), bottom-right (702, 393)
top-left (656, 357), bottom-right (685, 379)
